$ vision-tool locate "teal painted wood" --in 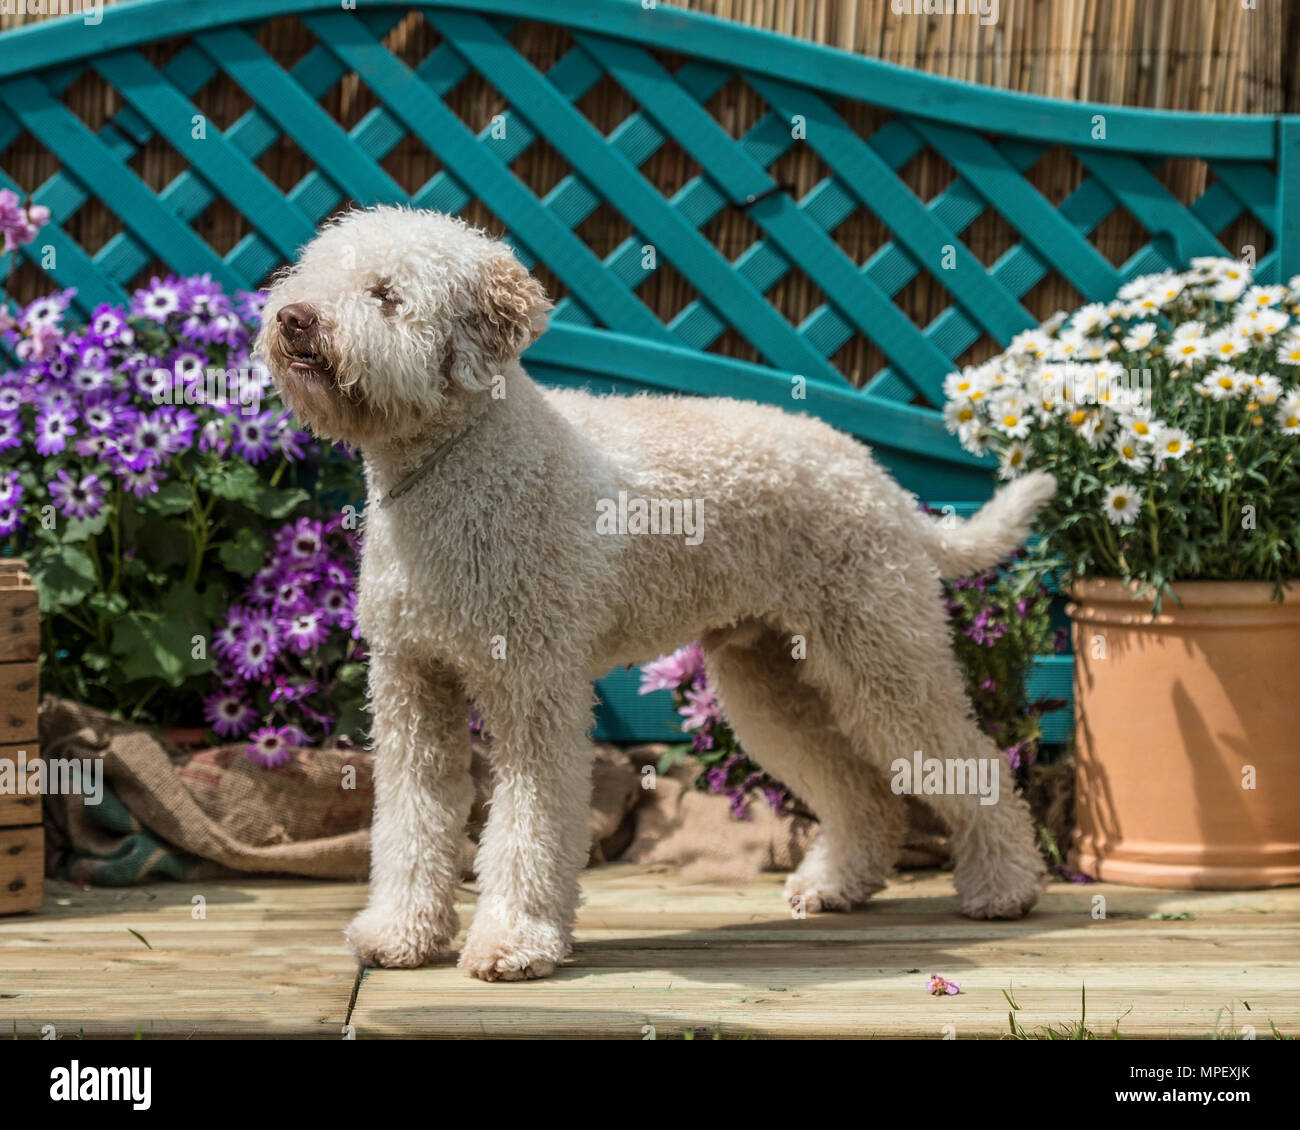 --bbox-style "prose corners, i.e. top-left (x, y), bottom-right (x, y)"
top-left (4, 0), bottom-right (1299, 741)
